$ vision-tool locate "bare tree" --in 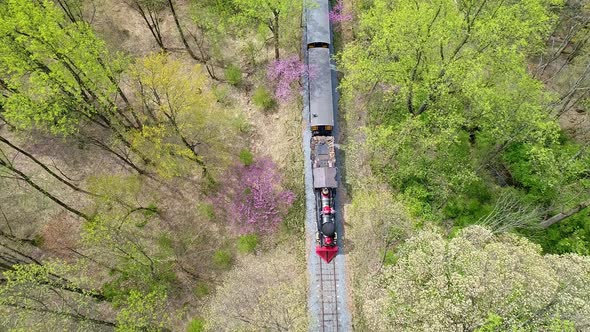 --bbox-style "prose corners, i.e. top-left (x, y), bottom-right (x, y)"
top-left (477, 192), bottom-right (542, 233)
top-left (124, 0), bottom-right (168, 51)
